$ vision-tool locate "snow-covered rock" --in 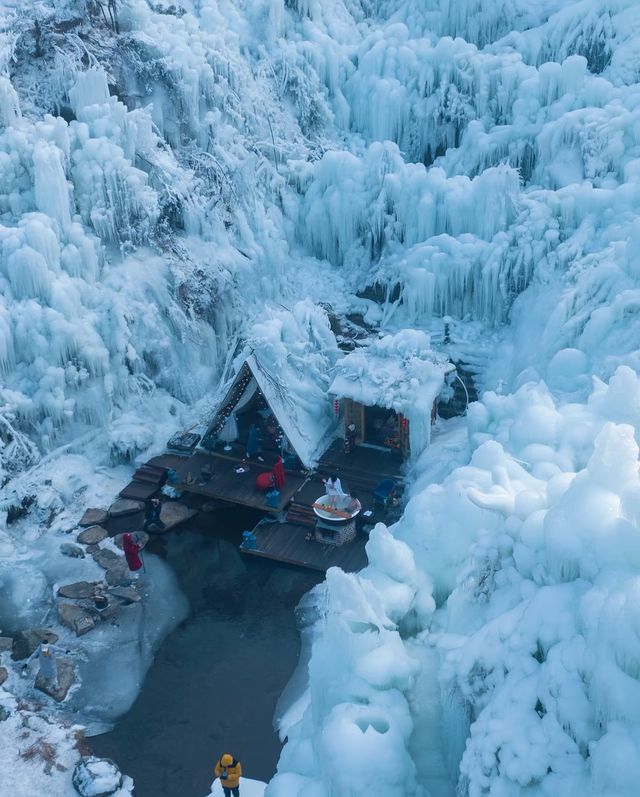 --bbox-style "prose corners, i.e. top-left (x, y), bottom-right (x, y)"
top-left (72, 757), bottom-right (126, 797)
